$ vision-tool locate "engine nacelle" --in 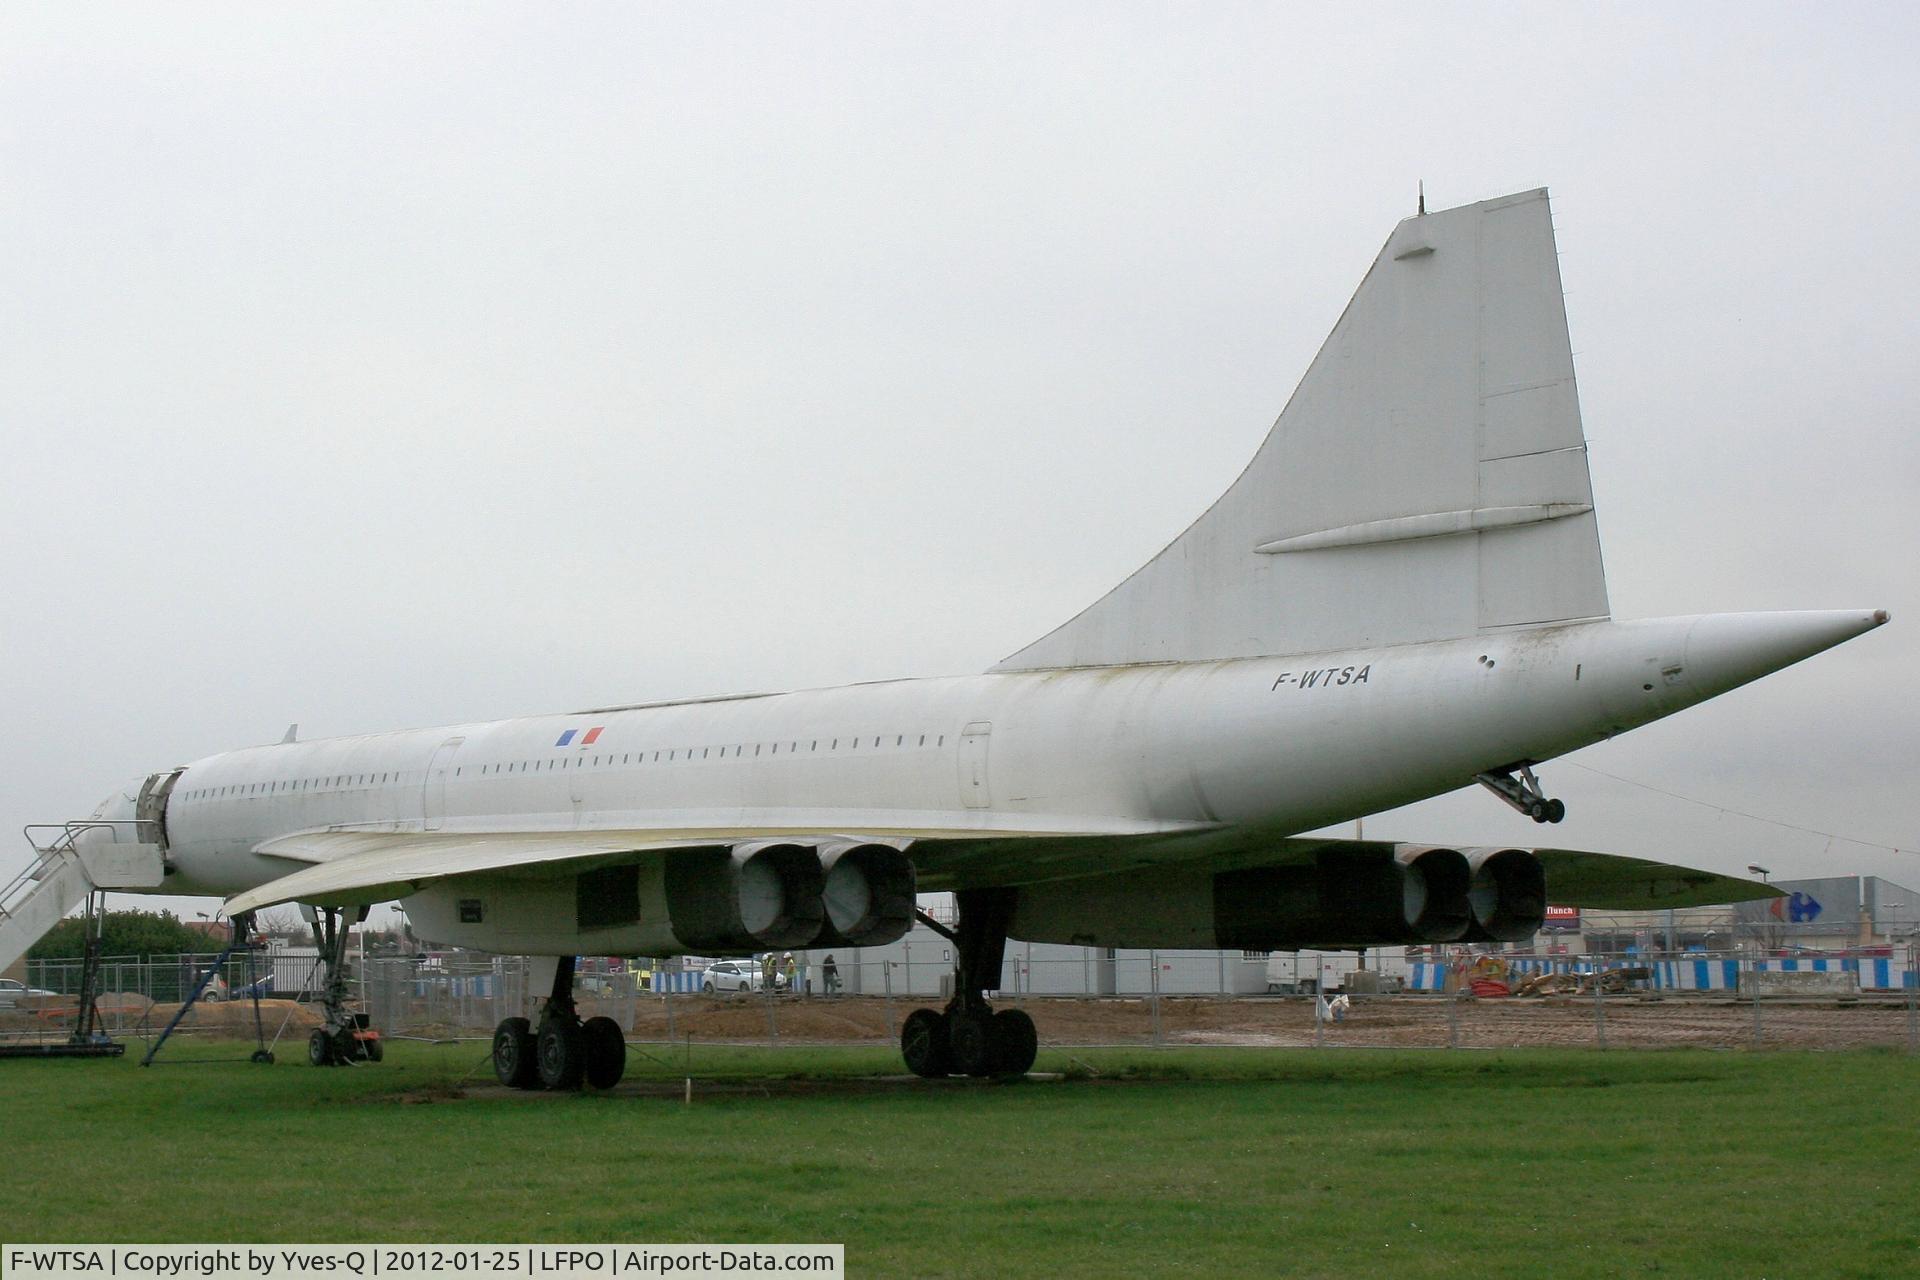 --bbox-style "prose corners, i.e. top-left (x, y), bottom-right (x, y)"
top-left (663, 842), bottom-right (826, 952)
top-left (1395, 846), bottom-right (1473, 943)
top-left (1463, 847), bottom-right (1547, 941)
top-left (1009, 845), bottom-right (1479, 951)
top-left (812, 842), bottom-right (917, 948)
